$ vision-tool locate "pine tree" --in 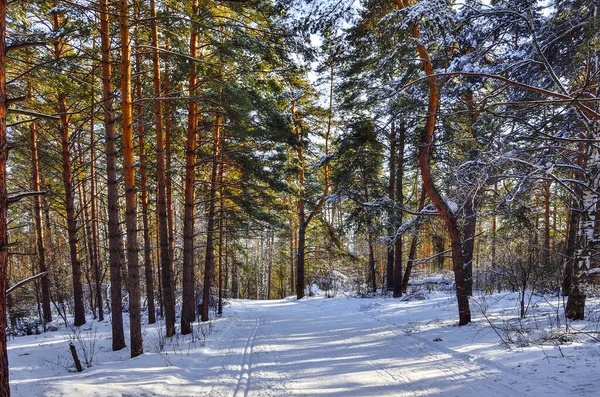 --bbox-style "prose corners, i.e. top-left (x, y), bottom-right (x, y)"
top-left (0, 0), bottom-right (10, 392)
